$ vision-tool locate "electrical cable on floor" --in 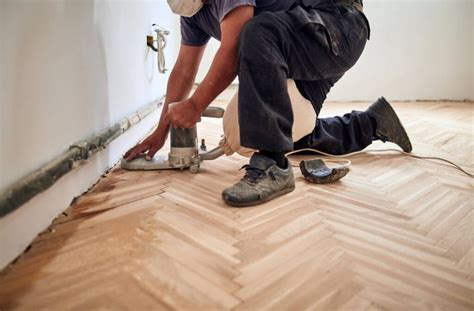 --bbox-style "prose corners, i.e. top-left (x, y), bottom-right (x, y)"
top-left (285, 148), bottom-right (474, 178)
